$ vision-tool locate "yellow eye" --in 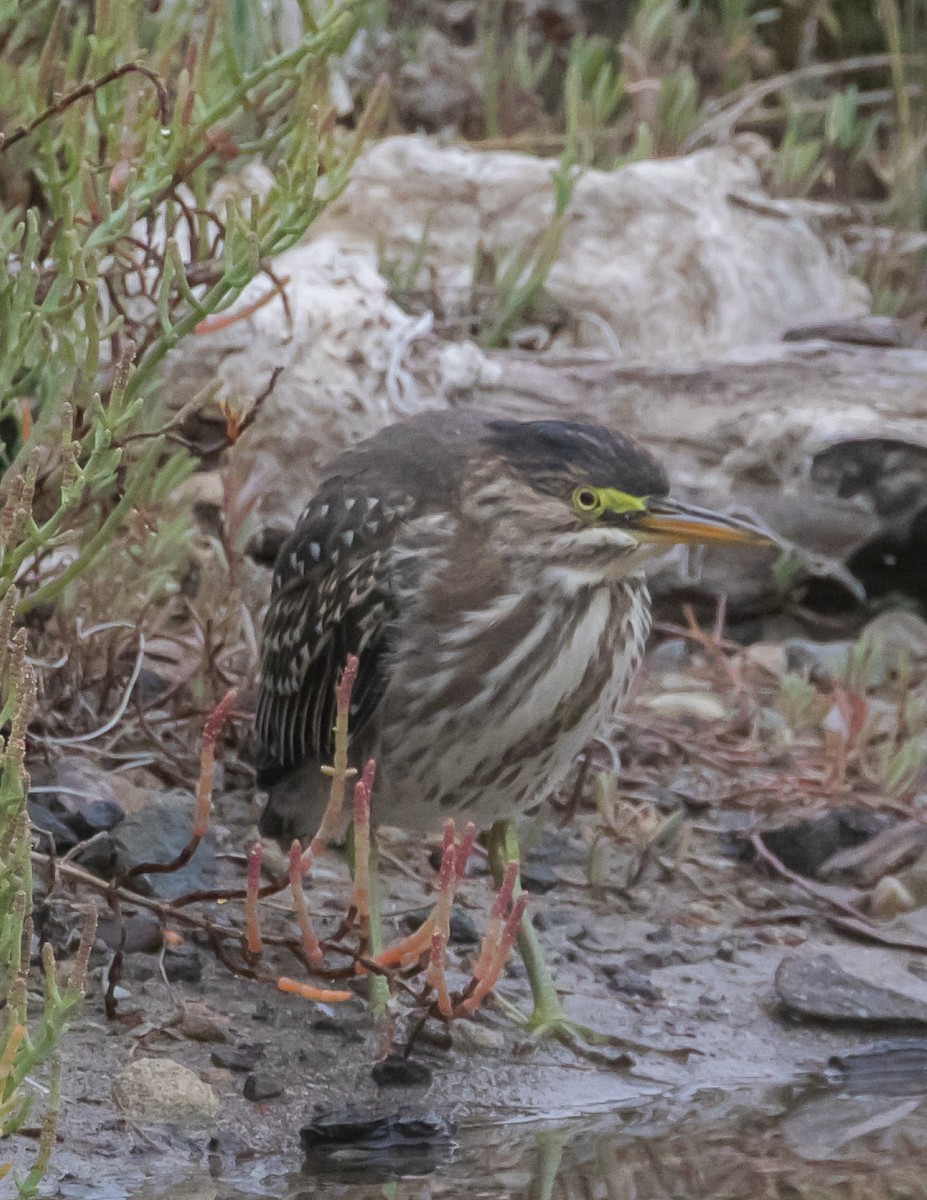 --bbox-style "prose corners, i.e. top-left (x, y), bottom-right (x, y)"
top-left (572, 487), bottom-right (602, 516)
